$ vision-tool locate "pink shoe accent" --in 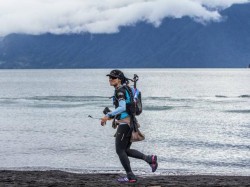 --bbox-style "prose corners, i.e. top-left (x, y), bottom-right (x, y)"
top-left (151, 155), bottom-right (158, 172)
top-left (117, 177), bottom-right (137, 183)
